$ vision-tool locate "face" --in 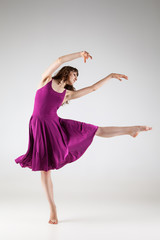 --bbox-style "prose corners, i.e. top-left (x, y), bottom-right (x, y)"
top-left (67, 71), bottom-right (78, 85)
